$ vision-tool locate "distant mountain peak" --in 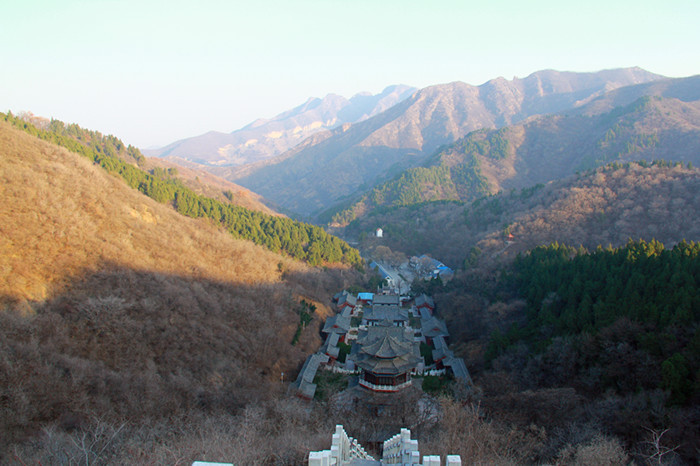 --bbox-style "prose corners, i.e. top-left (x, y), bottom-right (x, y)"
top-left (146, 85), bottom-right (417, 166)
